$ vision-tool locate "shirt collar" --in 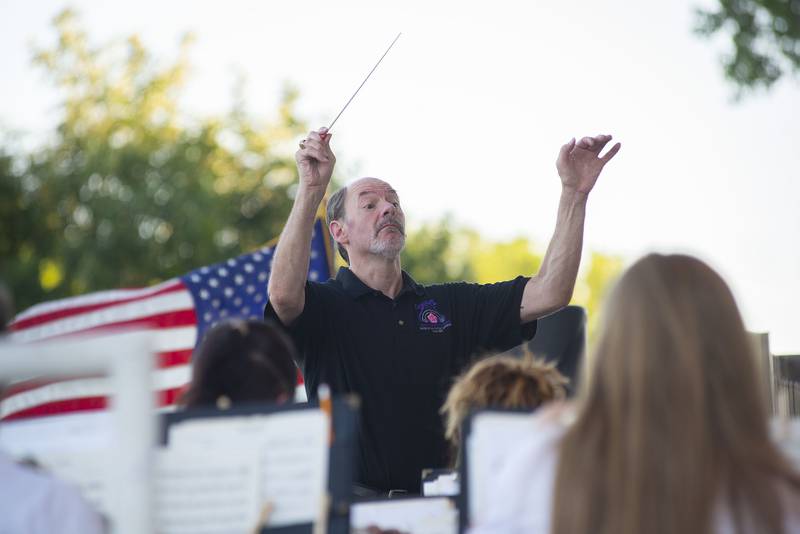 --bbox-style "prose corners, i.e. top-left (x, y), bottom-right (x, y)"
top-left (336, 267), bottom-right (425, 300)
